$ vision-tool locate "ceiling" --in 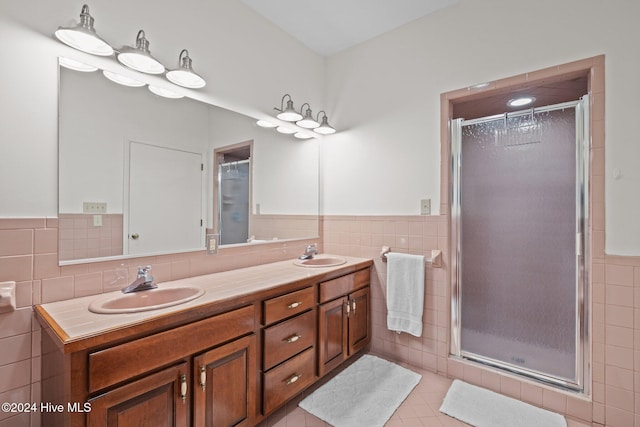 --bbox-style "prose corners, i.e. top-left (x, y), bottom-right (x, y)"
top-left (240, 0), bottom-right (459, 56)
